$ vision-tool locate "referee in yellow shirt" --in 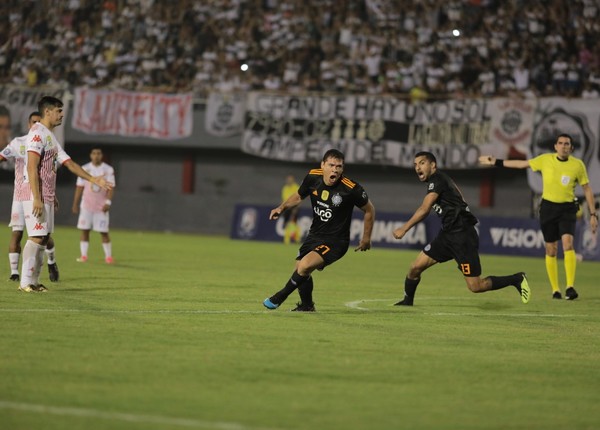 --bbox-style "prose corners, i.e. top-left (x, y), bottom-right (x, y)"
top-left (281, 175), bottom-right (301, 244)
top-left (480, 133), bottom-right (598, 300)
